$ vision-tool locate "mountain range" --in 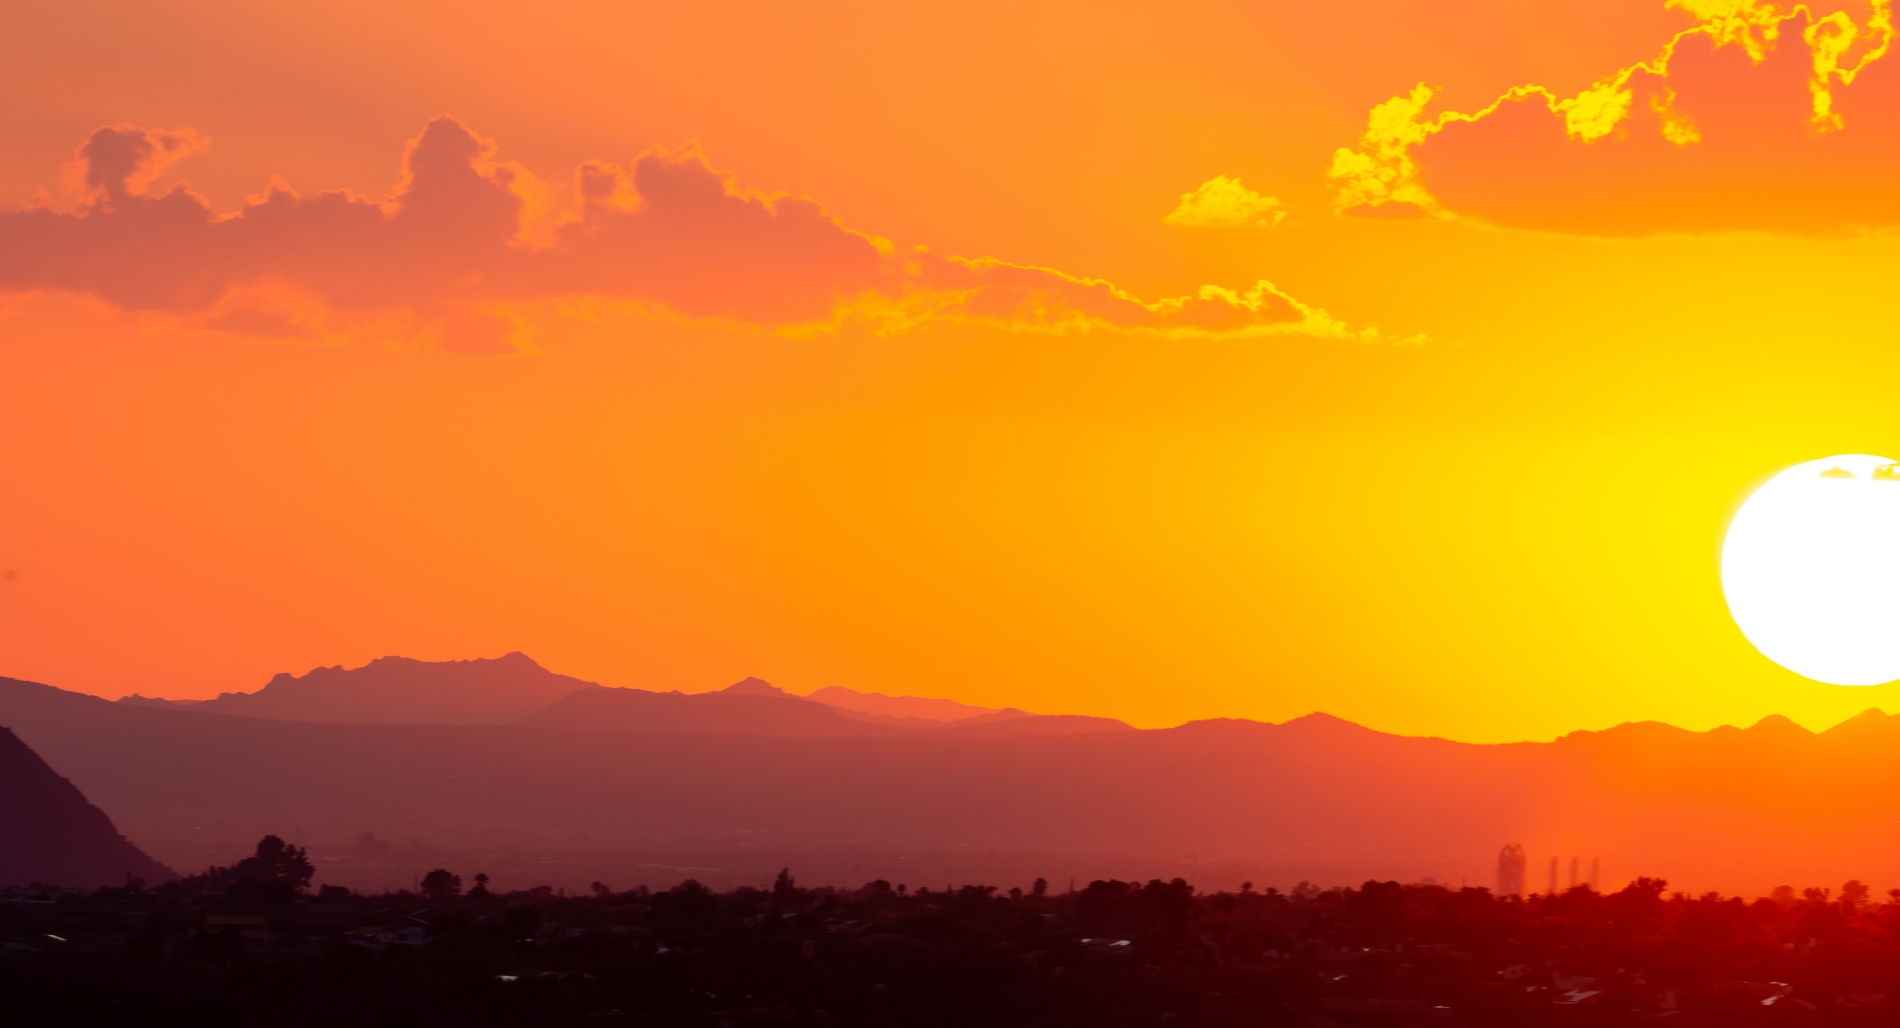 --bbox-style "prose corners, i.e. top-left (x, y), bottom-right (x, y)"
top-left (8, 655), bottom-right (1900, 896)
top-left (117, 652), bottom-right (602, 725)
top-left (117, 659), bottom-right (1127, 737)
top-left (517, 676), bottom-right (1130, 737)
top-left (804, 685), bottom-right (1037, 728)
